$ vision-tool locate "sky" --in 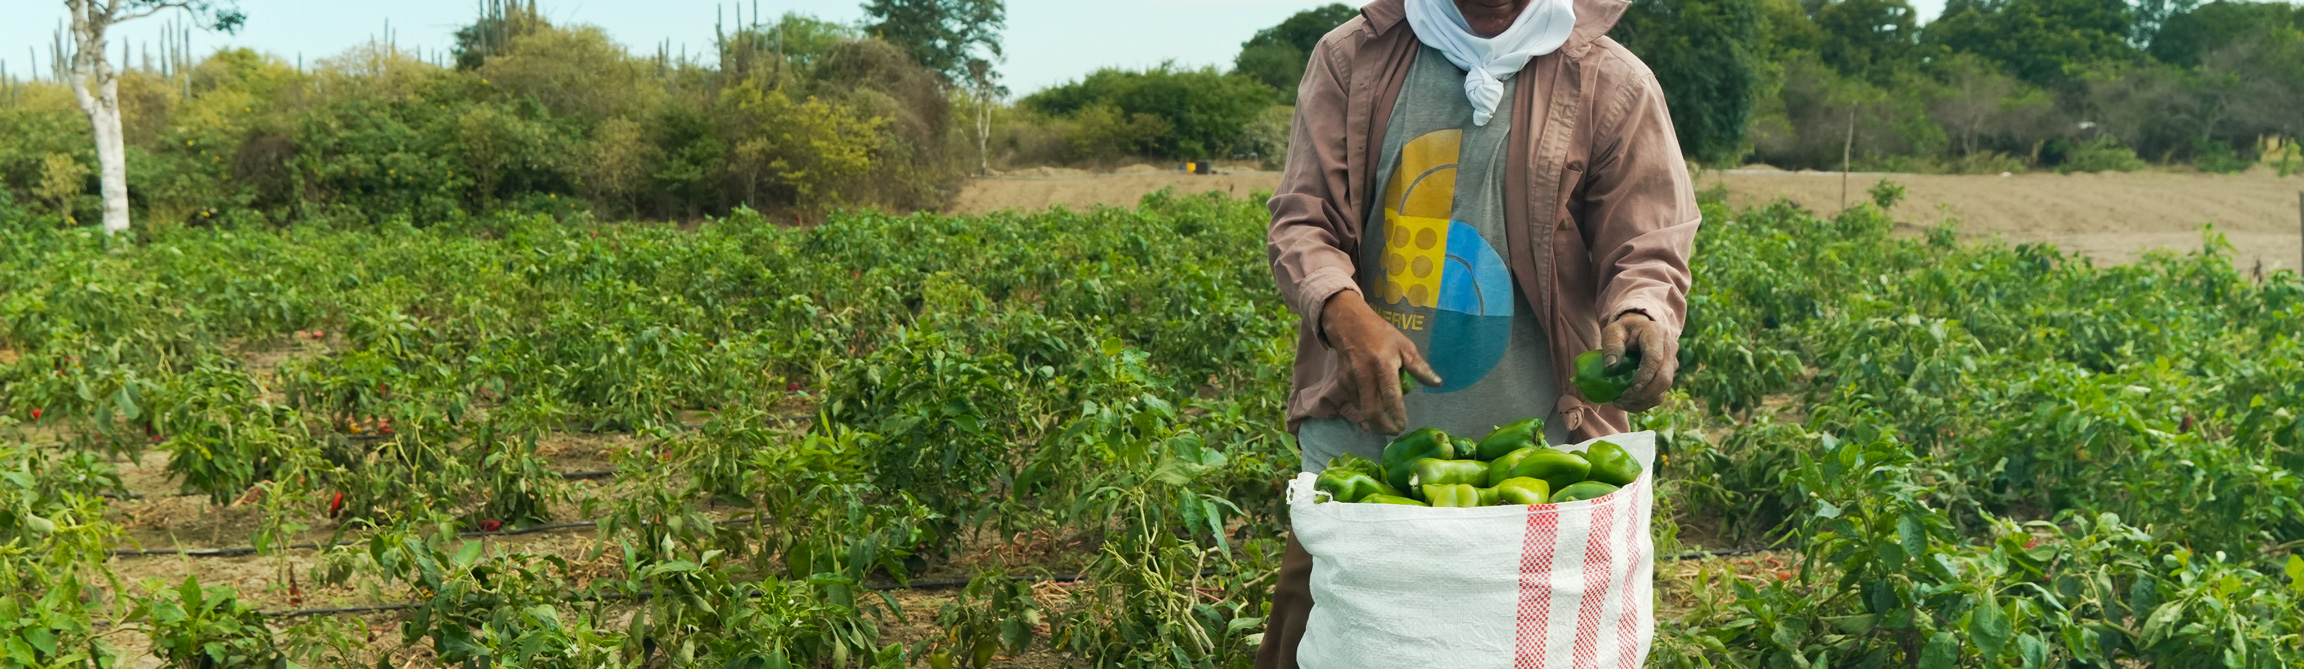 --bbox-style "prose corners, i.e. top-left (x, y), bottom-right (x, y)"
top-left (0, 0), bottom-right (1953, 95)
